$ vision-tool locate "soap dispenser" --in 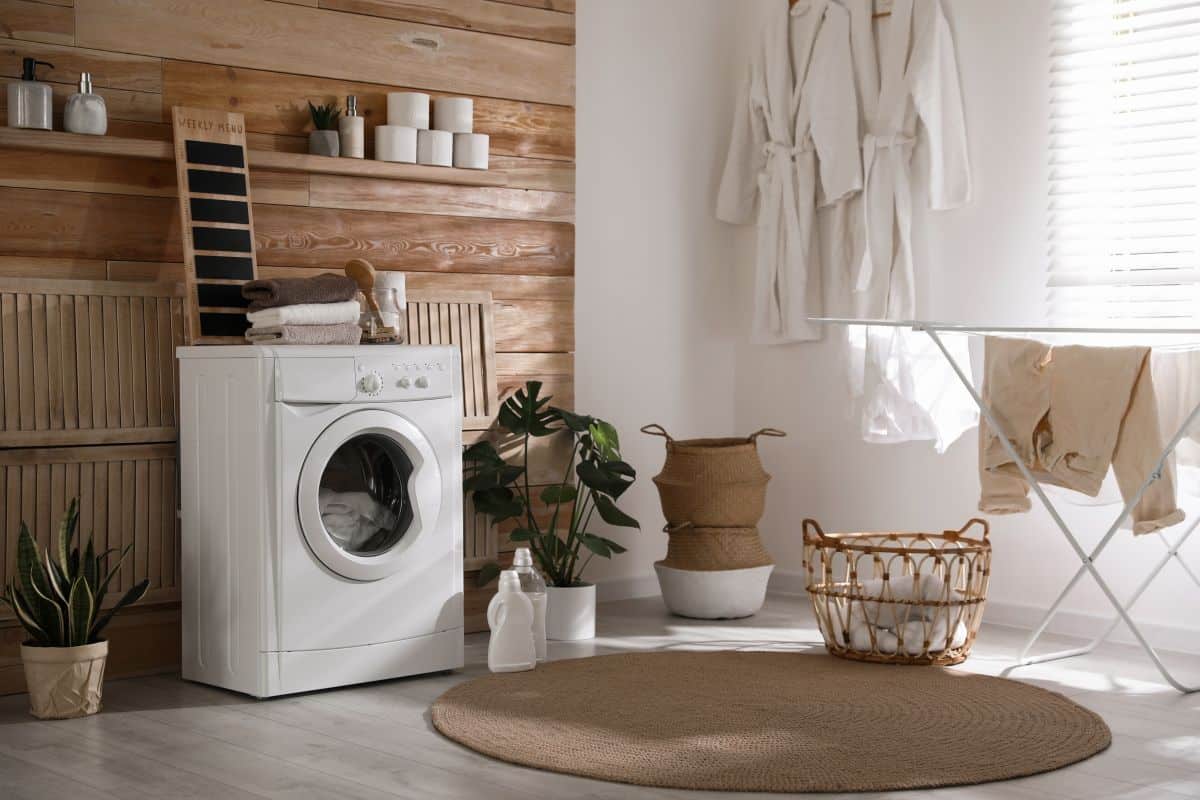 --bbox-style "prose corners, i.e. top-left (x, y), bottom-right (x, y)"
top-left (64, 72), bottom-right (107, 136)
top-left (7, 58), bottom-right (54, 130)
top-left (339, 94), bottom-right (364, 158)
